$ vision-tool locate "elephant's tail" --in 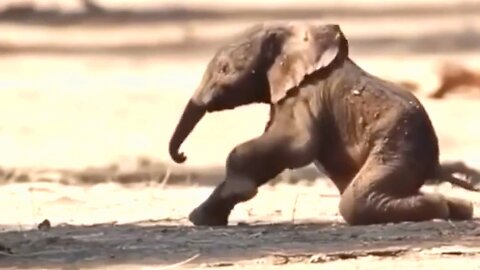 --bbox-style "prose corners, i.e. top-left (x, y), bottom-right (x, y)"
top-left (433, 161), bottom-right (480, 192)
